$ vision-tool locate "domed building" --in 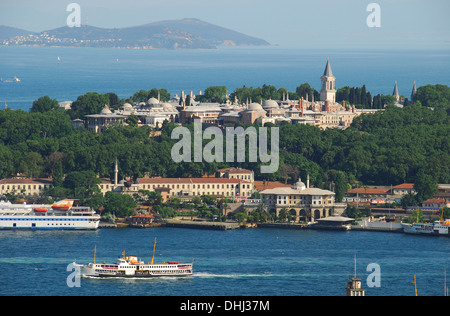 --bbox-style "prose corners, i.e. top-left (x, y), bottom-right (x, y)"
top-left (262, 99), bottom-right (286, 119)
top-left (85, 105), bottom-right (126, 133)
top-left (147, 97), bottom-right (161, 107)
top-left (122, 102), bottom-right (133, 112)
top-left (262, 99), bottom-right (279, 109)
top-left (239, 102), bottom-right (267, 124)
